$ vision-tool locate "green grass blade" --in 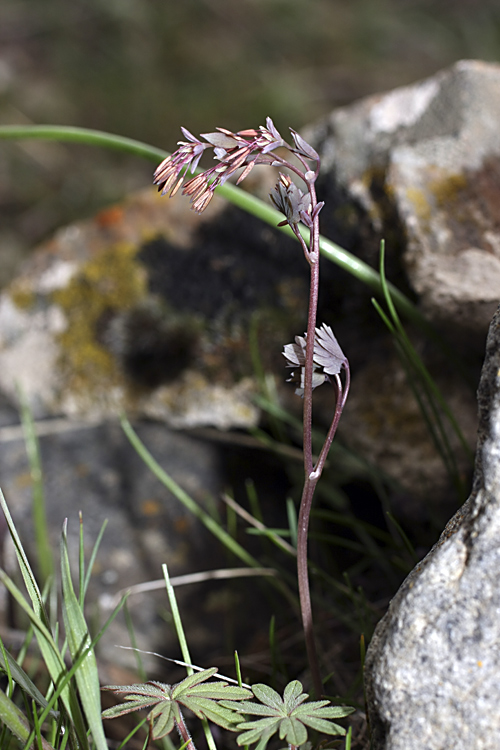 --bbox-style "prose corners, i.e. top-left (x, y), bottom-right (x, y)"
top-left (0, 637), bottom-right (58, 720)
top-left (121, 416), bottom-right (297, 609)
top-left (0, 492), bottom-right (86, 740)
top-left (374, 241), bottom-right (472, 499)
top-left (0, 568), bottom-right (88, 748)
top-left (161, 562), bottom-right (193, 675)
top-left (0, 489), bottom-right (46, 624)
top-left (120, 416), bottom-right (258, 569)
top-left (0, 688), bottom-right (55, 750)
top-left (162, 562), bottom-right (217, 750)
top-left (18, 386), bottom-right (53, 585)
top-left (60, 521), bottom-right (108, 750)
top-left (81, 517), bottom-right (108, 606)
top-left (0, 124), bottom-right (166, 161)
